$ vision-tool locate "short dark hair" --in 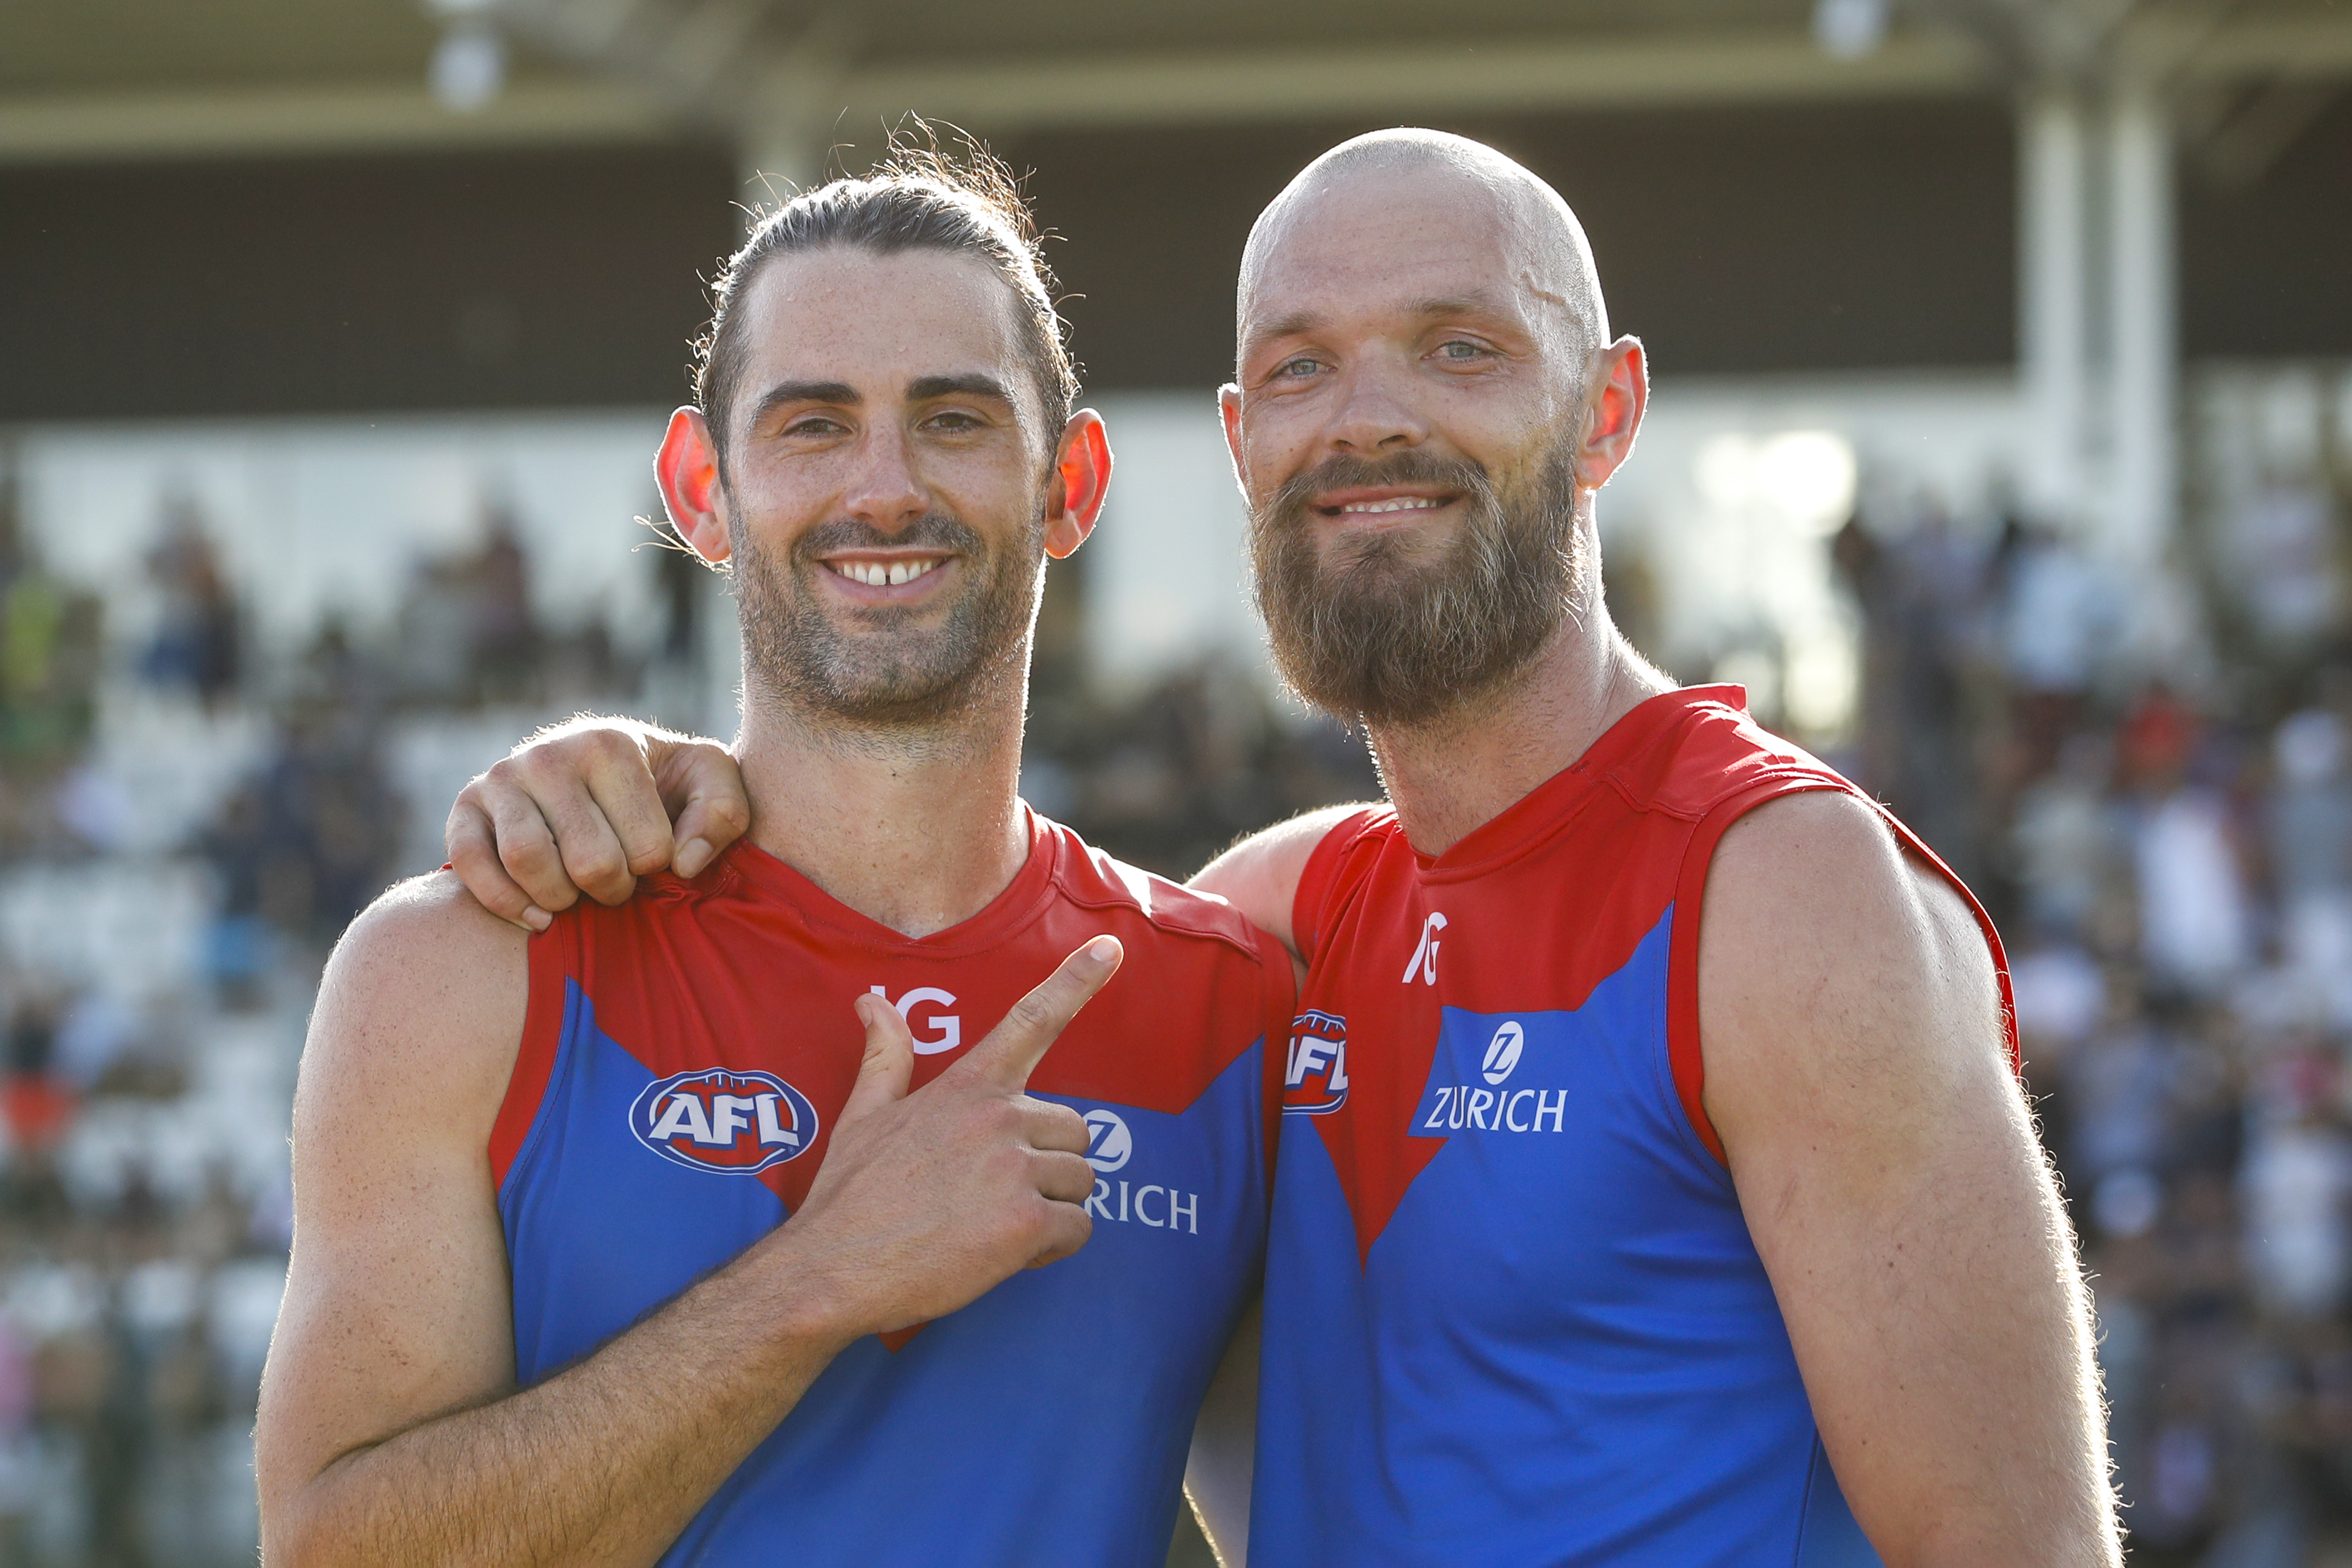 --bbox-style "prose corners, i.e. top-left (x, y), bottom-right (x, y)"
top-left (692, 136), bottom-right (1078, 470)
